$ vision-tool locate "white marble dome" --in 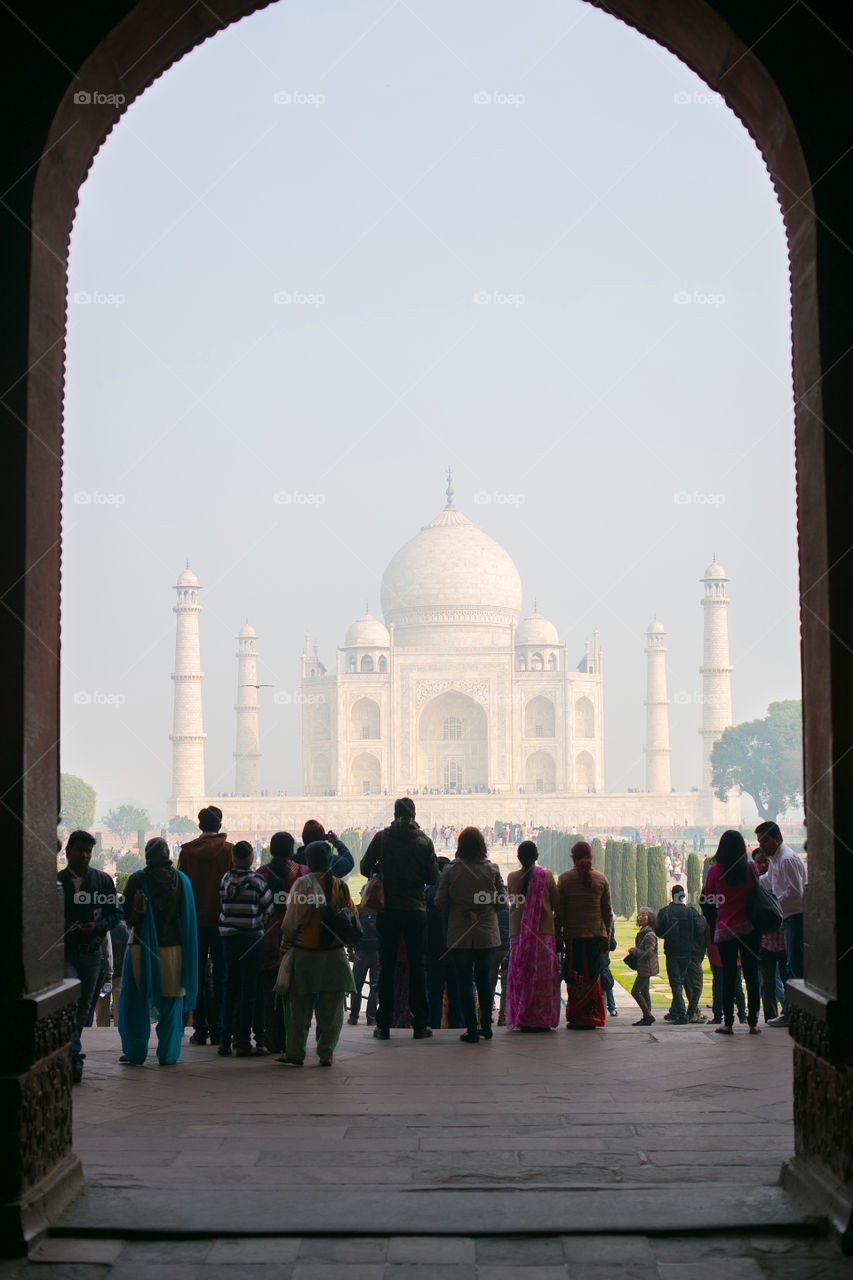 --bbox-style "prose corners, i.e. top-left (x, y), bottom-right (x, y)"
top-left (345, 612), bottom-right (390, 648)
top-left (380, 499), bottom-right (523, 633)
top-left (238, 622), bottom-right (256, 639)
top-left (647, 618), bottom-right (665, 635)
top-left (177, 567), bottom-right (199, 587)
top-left (516, 611), bottom-right (559, 646)
top-left (703, 559), bottom-right (727, 580)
